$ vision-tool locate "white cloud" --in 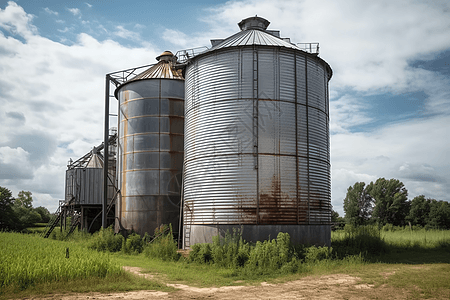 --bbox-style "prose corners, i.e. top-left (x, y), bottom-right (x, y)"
top-left (0, 2), bottom-right (160, 211)
top-left (330, 115), bottom-right (450, 214)
top-left (162, 29), bottom-right (190, 48)
top-left (85, 3), bottom-right (93, 8)
top-left (0, 1), bottom-right (37, 39)
top-left (44, 7), bottom-right (58, 16)
top-left (57, 27), bottom-right (70, 33)
top-left (114, 25), bottom-right (141, 42)
top-left (1, 0), bottom-right (449, 216)
top-left (67, 7), bottom-right (81, 18)
top-left (329, 95), bottom-right (373, 134)
top-left (190, 0), bottom-right (450, 216)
